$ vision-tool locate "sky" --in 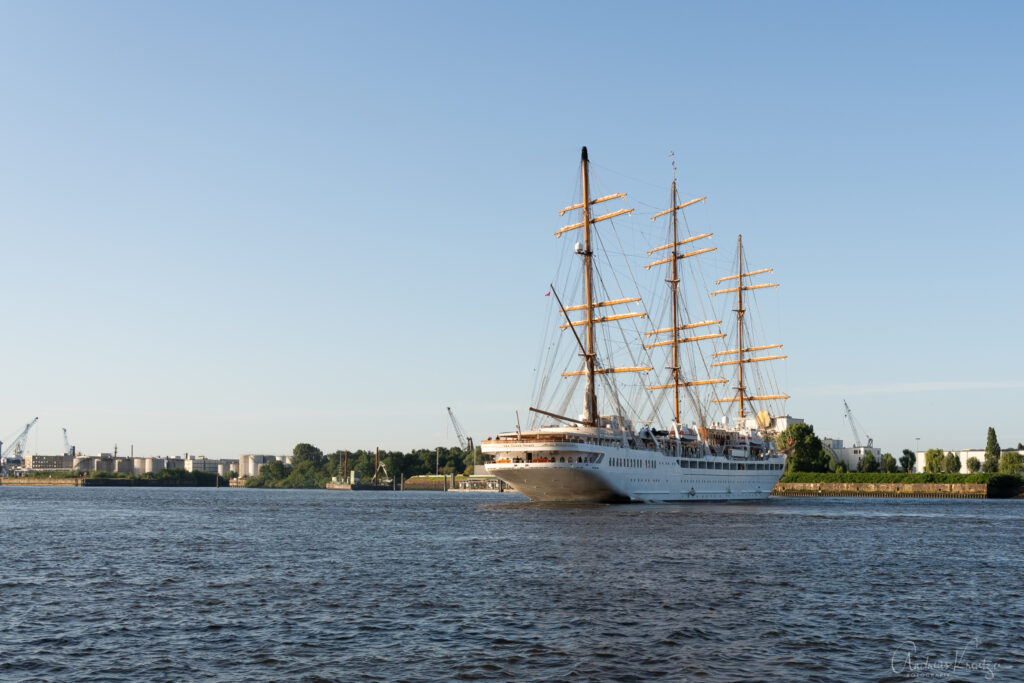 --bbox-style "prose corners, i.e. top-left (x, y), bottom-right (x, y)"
top-left (1, 1), bottom-right (1022, 459)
